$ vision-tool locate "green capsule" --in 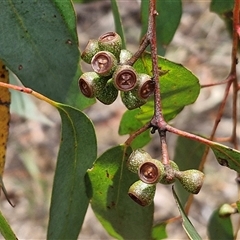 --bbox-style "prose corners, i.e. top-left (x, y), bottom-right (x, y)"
top-left (127, 149), bottom-right (152, 173)
top-left (135, 73), bottom-right (154, 100)
top-left (119, 49), bottom-right (133, 64)
top-left (98, 32), bottom-right (122, 59)
top-left (78, 72), bottom-right (107, 98)
top-left (96, 79), bottom-right (118, 105)
top-left (121, 90), bottom-right (146, 110)
top-left (175, 169), bottom-right (204, 194)
top-left (81, 39), bottom-right (100, 64)
top-left (128, 180), bottom-right (156, 207)
top-left (91, 51), bottom-right (117, 77)
top-left (159, 160), bottom-right (179, 185)
top-left (138, 159), bottom-right (165, 184)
